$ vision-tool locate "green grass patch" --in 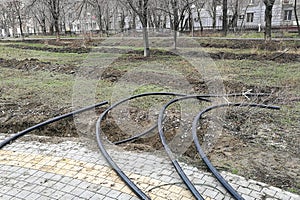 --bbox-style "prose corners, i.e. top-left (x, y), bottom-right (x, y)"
top-left (0, 67), bottom-right (74, 106)
top-left (0, 45), bottom-right (119, 66)
top-left (218, 59), bottom-right (300, 89)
